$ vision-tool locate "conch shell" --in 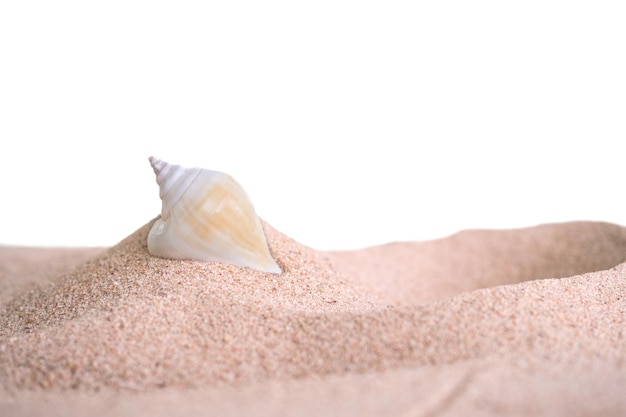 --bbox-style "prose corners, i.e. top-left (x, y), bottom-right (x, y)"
top-left (147, 157), bottom-right (282, 274)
